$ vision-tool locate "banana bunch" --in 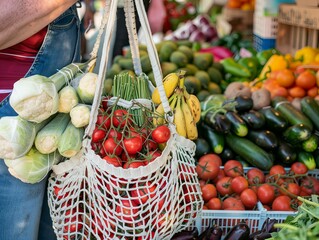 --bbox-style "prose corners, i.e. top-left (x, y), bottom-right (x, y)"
top-left (153, 71), bottom-right (201, 140)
